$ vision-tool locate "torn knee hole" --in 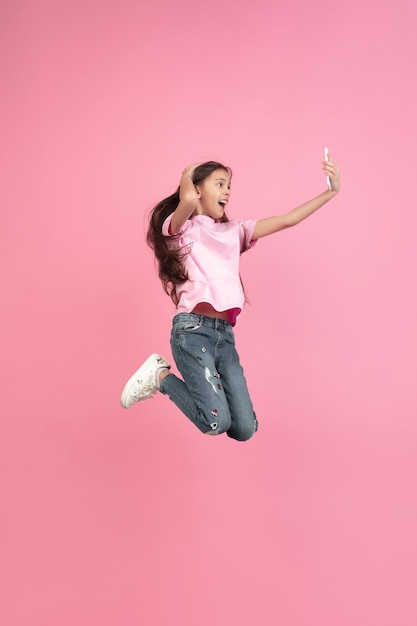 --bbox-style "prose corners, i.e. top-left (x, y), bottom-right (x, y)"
top-left (204, 421), bottom-right (219, 435)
